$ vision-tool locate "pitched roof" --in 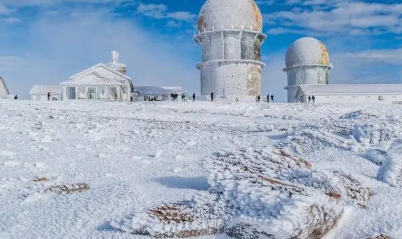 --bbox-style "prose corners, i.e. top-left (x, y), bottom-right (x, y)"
top-left (29, 85), bottom-right (63, 95)
top-left (298, 84), bottom-right (402, 95)
top-left (60, 63), bottom-right (133, 86)
top-left (70, 63), bottom-right (131, 81)
top-left (60, 72), bottom-right (126, 86)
